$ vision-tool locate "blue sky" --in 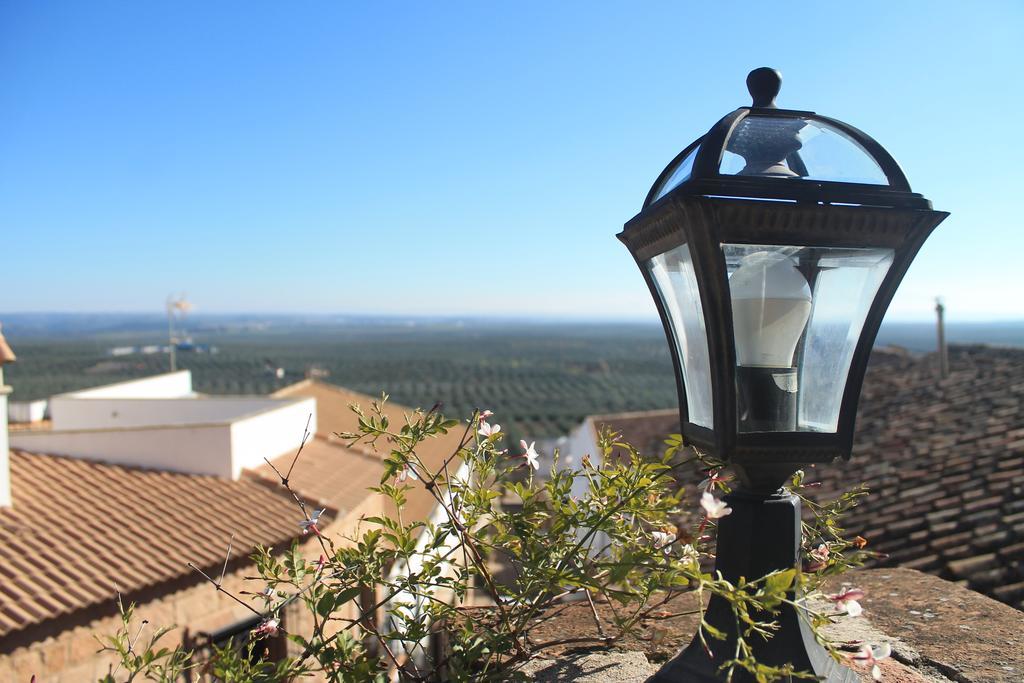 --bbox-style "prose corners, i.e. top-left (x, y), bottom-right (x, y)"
top-left (1, 2), bottom-right (1022, 322)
